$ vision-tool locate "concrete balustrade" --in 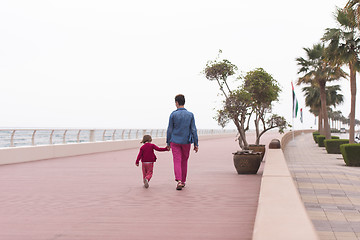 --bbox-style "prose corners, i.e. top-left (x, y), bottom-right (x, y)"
top-left (253, 130), bottom-right (318, 240)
